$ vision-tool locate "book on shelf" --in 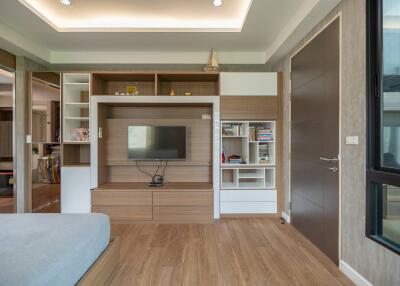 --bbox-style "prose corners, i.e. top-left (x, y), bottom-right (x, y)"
top-left (222, 123), bottom-right (245, 136)
top-left (256, 128), bottom-right (273, 141)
